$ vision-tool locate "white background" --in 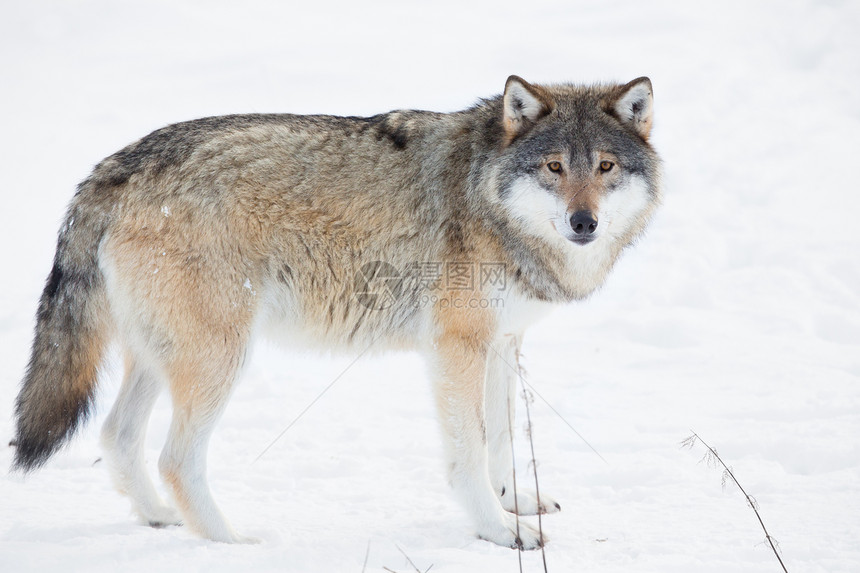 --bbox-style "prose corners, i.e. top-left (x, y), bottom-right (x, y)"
top-left (1, 1), bottom-right (858, 571)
